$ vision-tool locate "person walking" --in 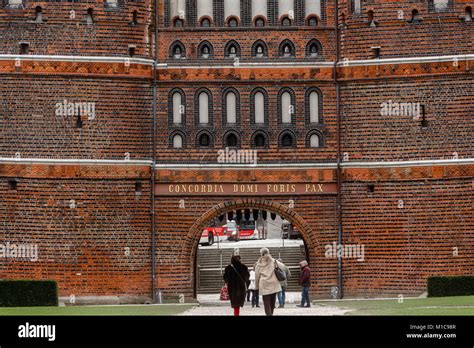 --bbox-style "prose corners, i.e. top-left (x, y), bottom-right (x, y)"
top-left (255, 248), bottom-right (282, 316)
top-left (248, 267), bottom-right (260, 308)
top-left (223, 254), bottom-right (250, 316)
top-left (276, 259), bottom-right (291, 308)
top-left (296, 260), bottom-right (311, 308)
